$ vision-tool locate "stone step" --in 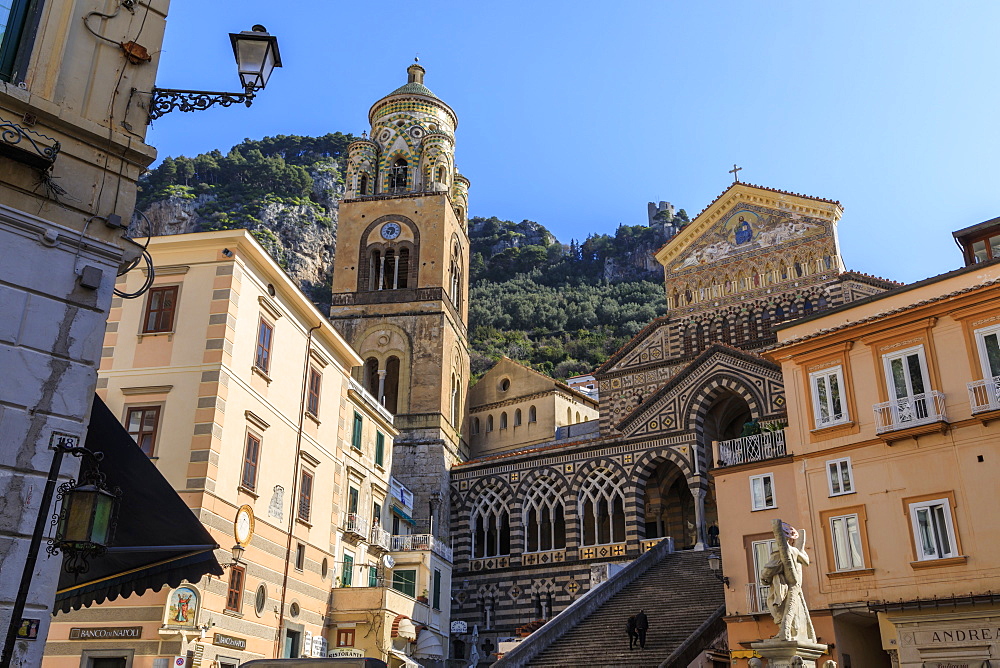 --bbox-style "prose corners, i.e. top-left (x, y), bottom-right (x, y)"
top-left (524, 550), bottom-right (725, 667)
